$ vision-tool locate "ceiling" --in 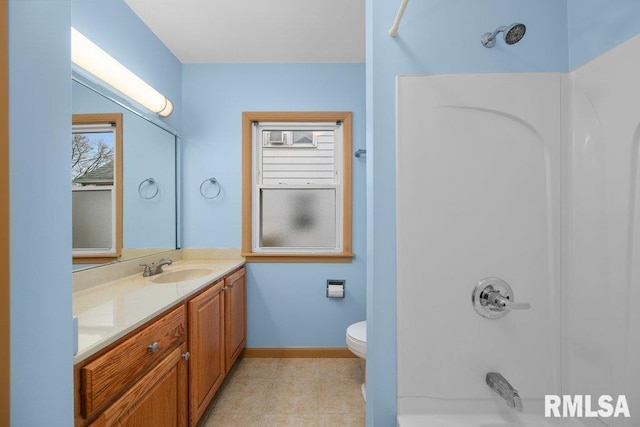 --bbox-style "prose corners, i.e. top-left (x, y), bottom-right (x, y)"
top-left (124, 0), bottom-right (366, 63)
